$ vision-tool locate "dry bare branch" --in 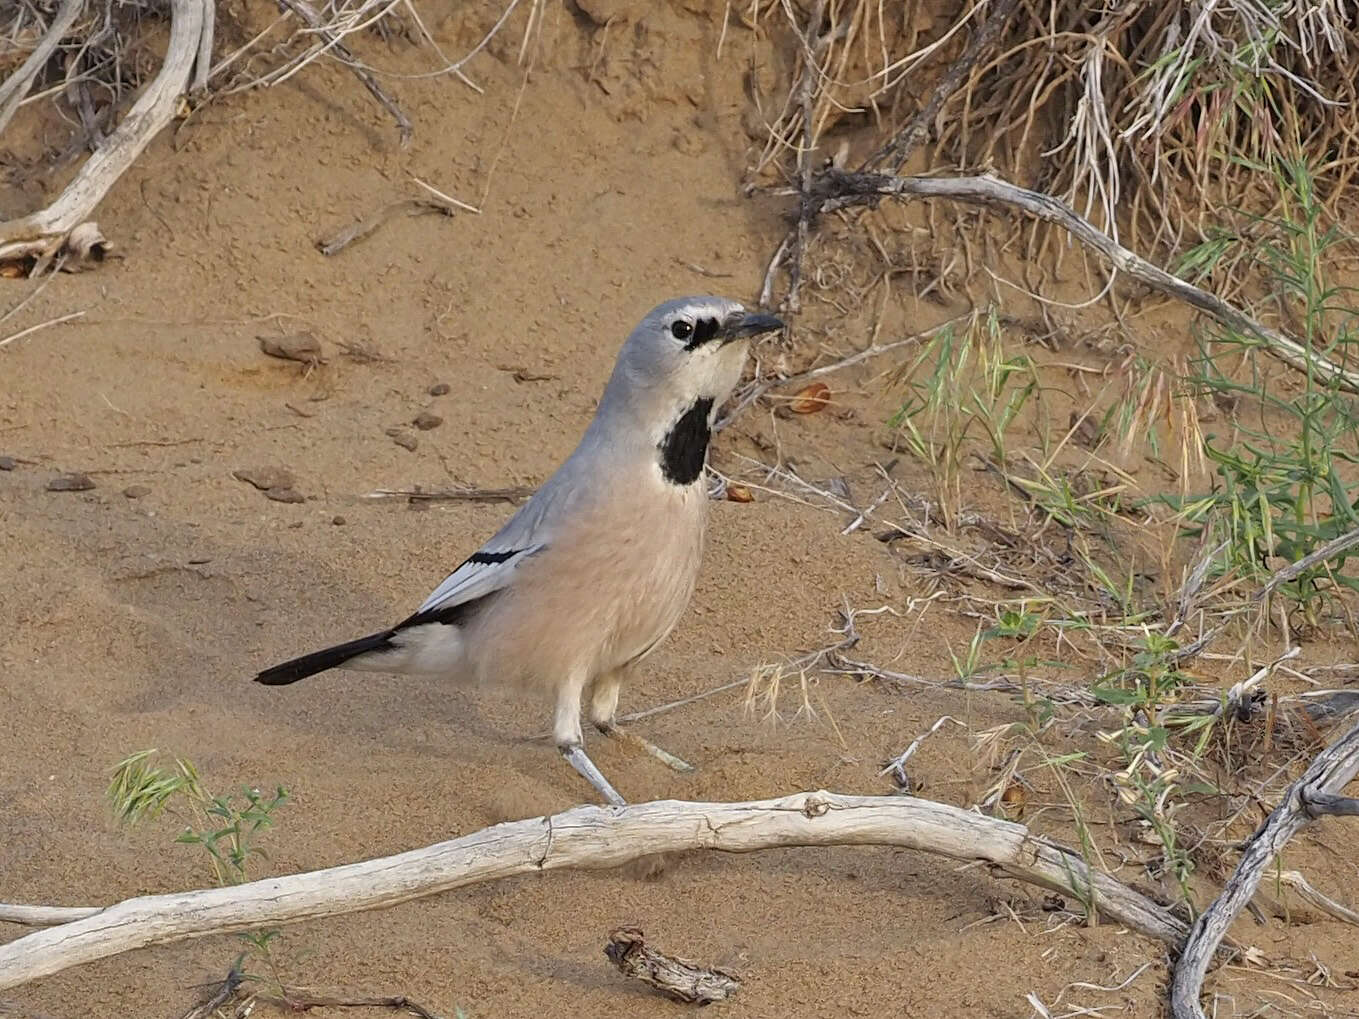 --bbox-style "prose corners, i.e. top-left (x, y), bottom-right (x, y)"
top-left (0, 790), bottom-right (1189, 992)
top-left (1170, 718), bottom-right (1359, 1019)
top-left (0, 0), bottom-right (84, 136)
top-left (0, 0), bottom-right (208, 266)
top-left (817, 170), bottom-right (1359, 394)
